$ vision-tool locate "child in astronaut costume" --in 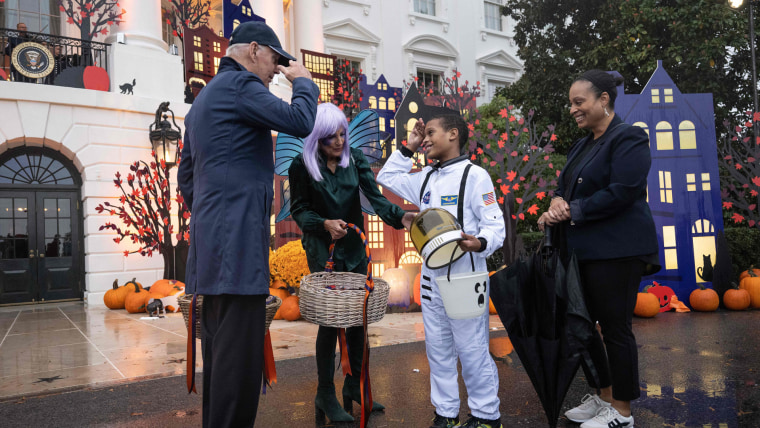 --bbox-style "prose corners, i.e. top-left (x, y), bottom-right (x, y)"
top-left (378, 114), bottom-right (505, 428)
